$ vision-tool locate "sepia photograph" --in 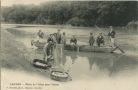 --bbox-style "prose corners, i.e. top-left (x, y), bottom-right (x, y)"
top-left (1, 0), bottom-right (138, 90)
